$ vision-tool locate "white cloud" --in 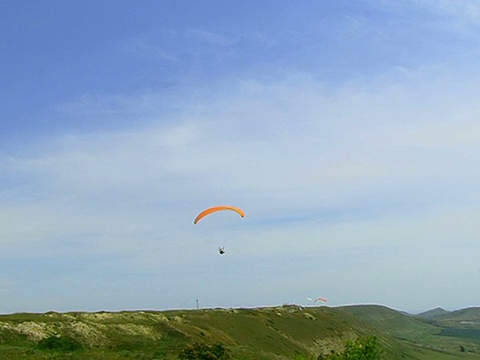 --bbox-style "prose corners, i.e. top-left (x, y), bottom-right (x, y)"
top-left (184, 28), bottom-right (238, 47)
top-left (419, 0), bottom-right (480, 20)
top-left (2, 67), bottom-right (480, 310)
top-left (8, 68), bottom-right (480, 227)
top-left (381, 0), bottom-right (480, 39)
top-left (122, 37), bottom-right (179, 62)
